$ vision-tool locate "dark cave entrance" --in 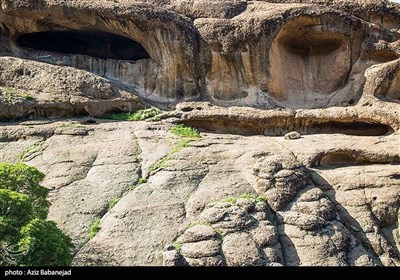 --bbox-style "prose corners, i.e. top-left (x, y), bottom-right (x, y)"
top-left (16, 30), bottom-right (150, 61)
